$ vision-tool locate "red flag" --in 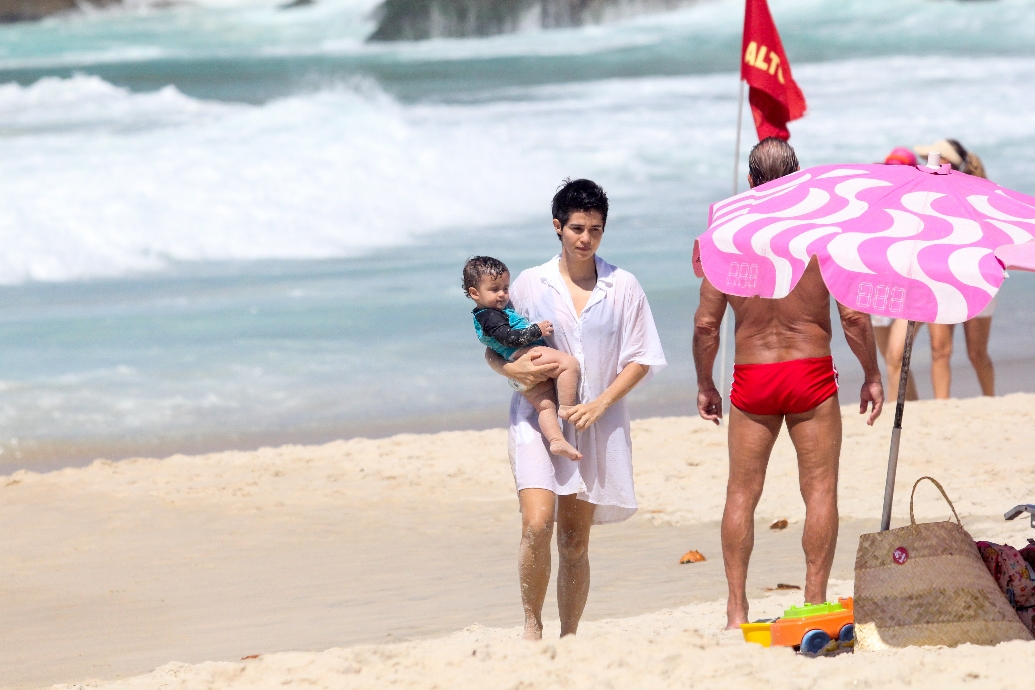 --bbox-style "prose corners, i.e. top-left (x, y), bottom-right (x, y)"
top-left (741, 0), bottom-right (806, 141)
